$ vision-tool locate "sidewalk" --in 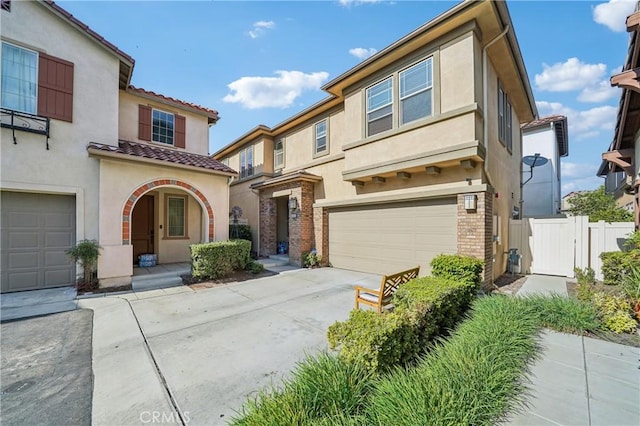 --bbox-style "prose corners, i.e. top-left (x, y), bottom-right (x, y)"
top-left (508, 275), bottom-right (640, 425)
